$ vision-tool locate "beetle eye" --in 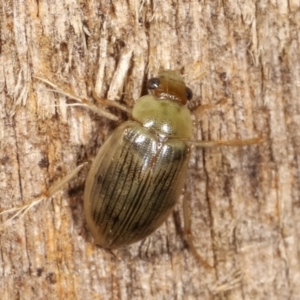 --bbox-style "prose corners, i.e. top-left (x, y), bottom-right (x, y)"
top-left (147, 77), bottom-right (160, 90)
top-left (186, 87), bottom-right (193, 100)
